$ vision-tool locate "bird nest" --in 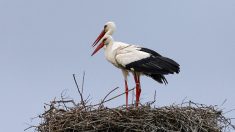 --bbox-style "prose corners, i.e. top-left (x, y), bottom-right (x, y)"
top-left (30, 100), bottom-right (234, 132)
top-left (26, 75), bottom-right (234, 132)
